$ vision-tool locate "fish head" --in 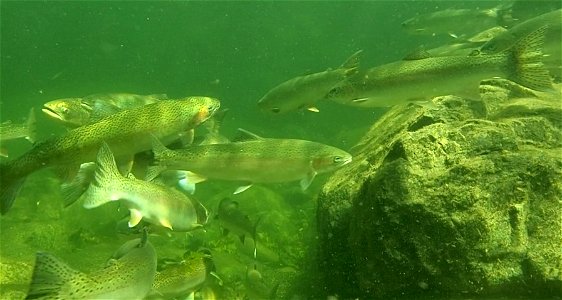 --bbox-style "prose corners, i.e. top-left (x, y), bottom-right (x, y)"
top-left (182, 96), bottom-right (221, 127)
top-left (42, 98), bottom-right (91, 127)
top-left (256, 93), bottom-right (287, 114)
top-left (311, 147), bottom-right (353, 174)
top-left (217, 197), bottom-right (238, 216)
